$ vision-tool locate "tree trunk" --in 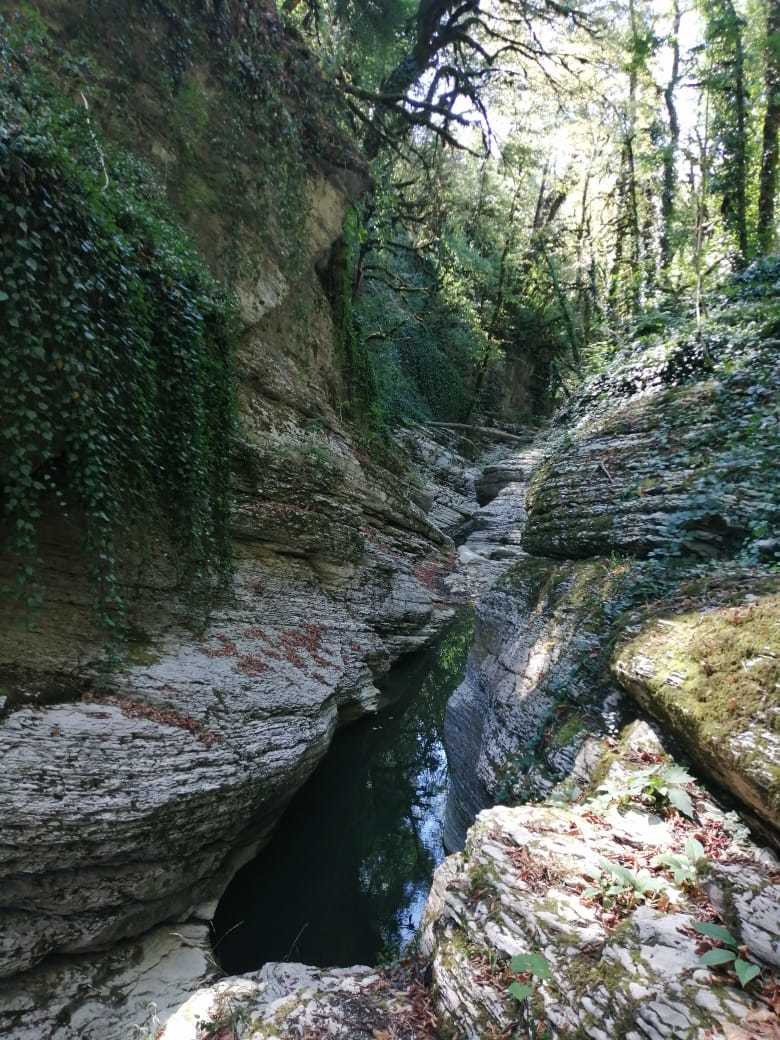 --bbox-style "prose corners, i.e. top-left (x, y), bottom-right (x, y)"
top-left (732, 5), bottom-right (749, 266)
top-left (758, 0), bottom-right (780, 253)
top-left (660, 0), bottom-right (682, 273)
